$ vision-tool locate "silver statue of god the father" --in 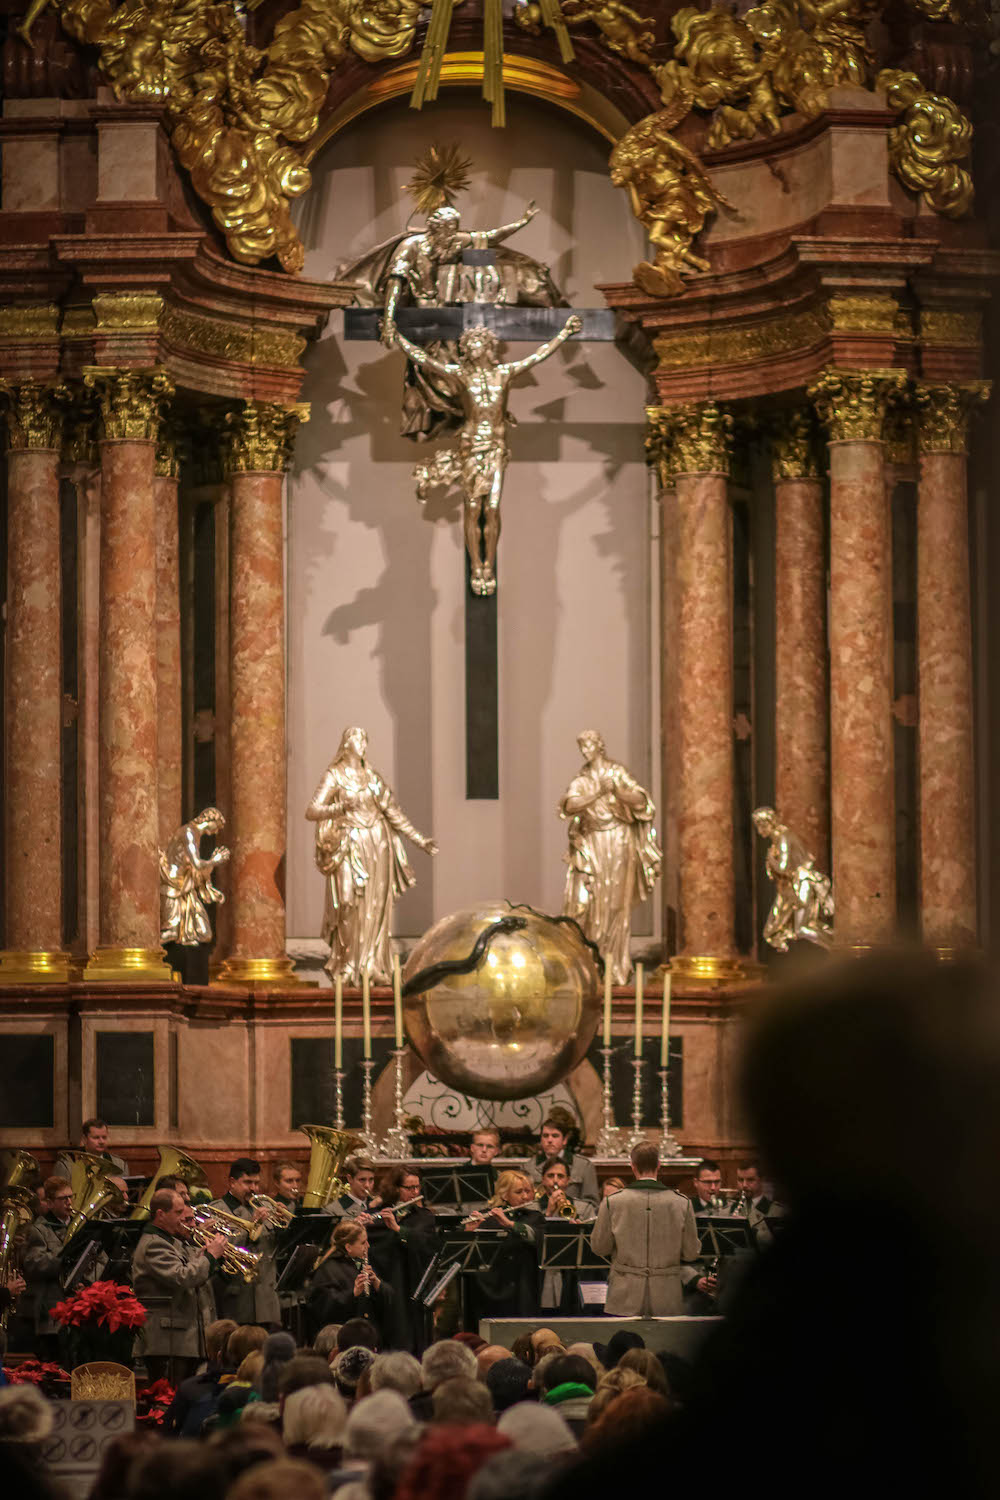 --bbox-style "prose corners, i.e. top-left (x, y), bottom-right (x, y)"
top-left (559, 729), bottom-right (662, 986)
